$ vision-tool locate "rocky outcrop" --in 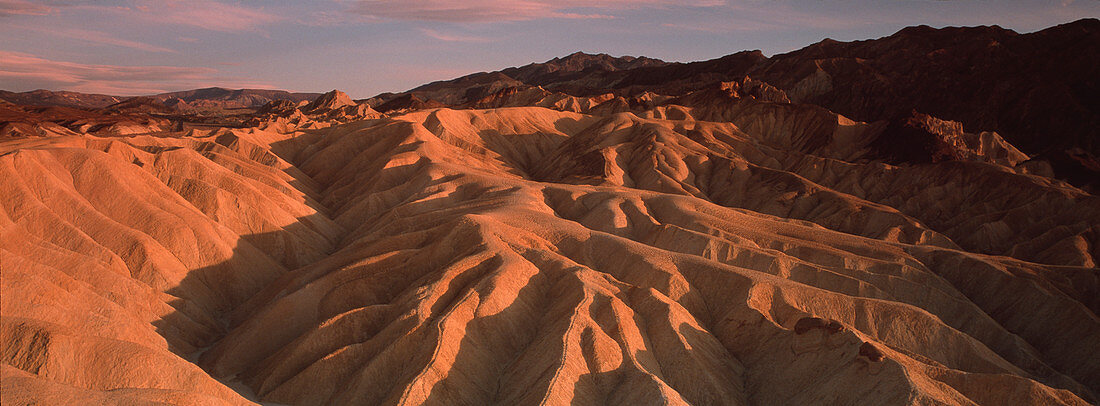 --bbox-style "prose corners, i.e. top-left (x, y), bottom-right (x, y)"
top-left (374, 93), bottom-right (445, 113)
top-left (302, 90), bottom-right (356, 113)
top-left (875, 111), bottom-right (1029, 166)
top-left (103, 97), bottom-right (175, 115)
top-left (252, 91), bottom-right (381, 127)
top-left (0, 102), bottom-right (173, 138)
